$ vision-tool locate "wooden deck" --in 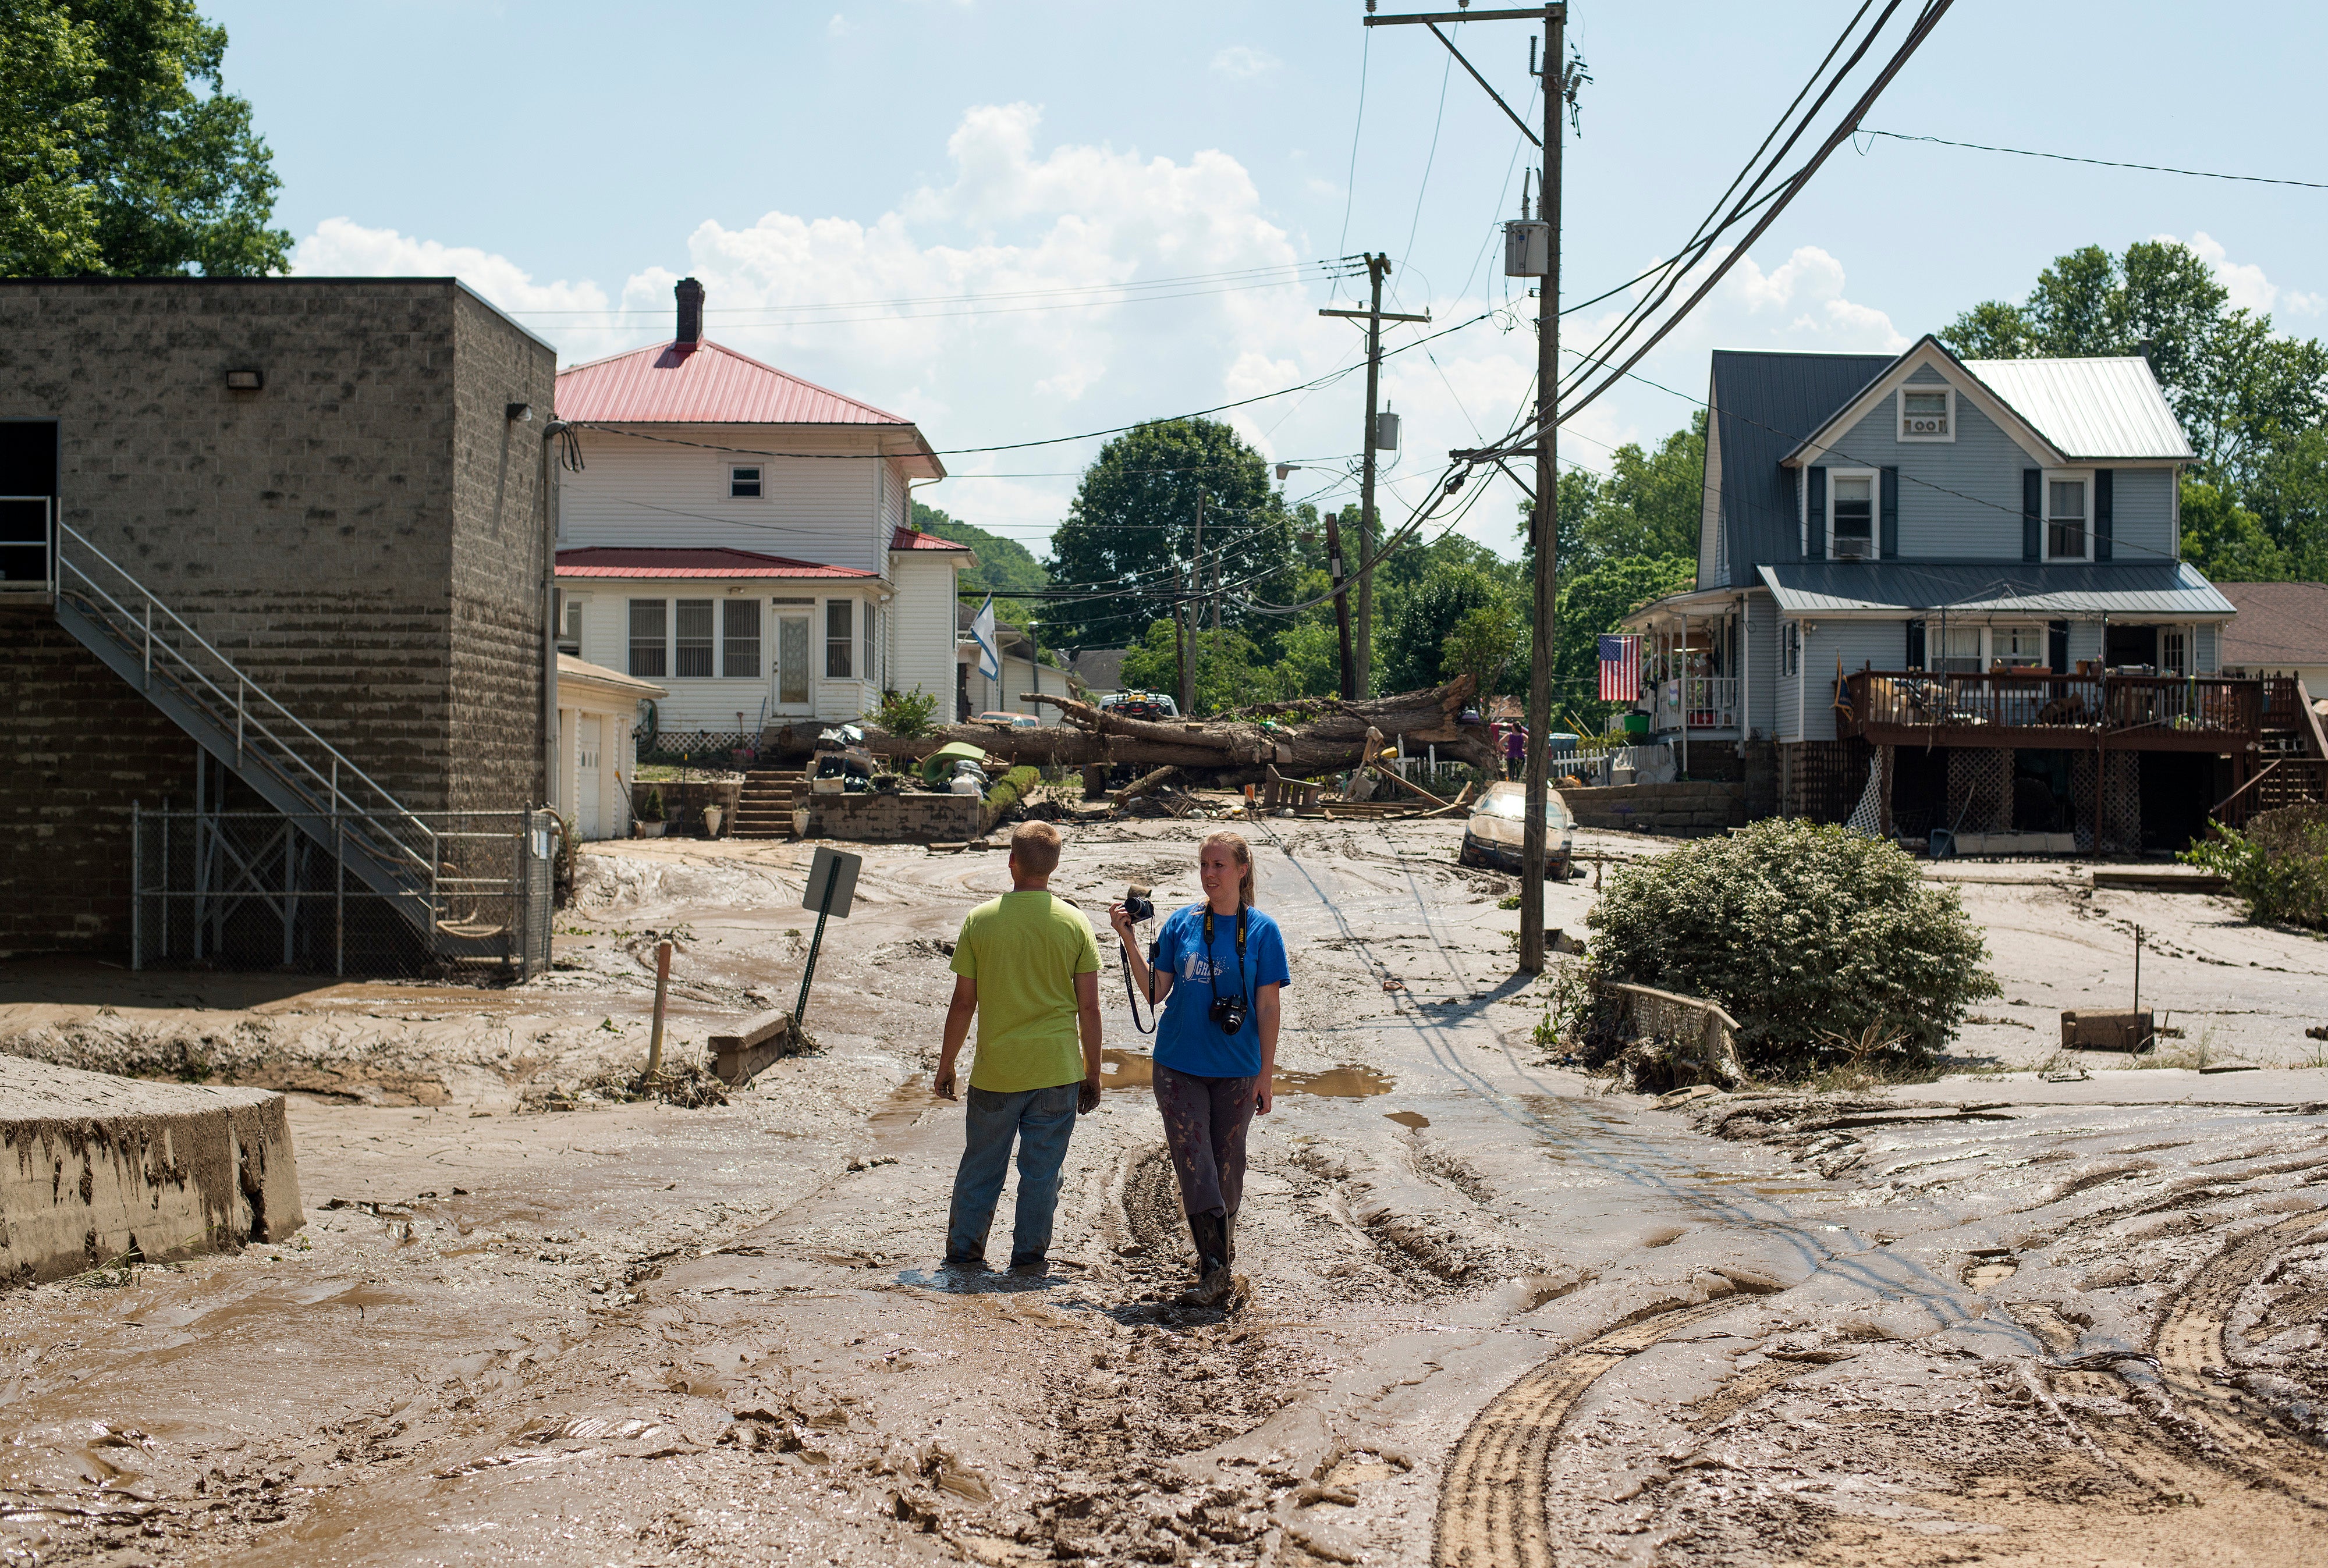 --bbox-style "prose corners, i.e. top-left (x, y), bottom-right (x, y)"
top-left (1833, 669), bottom-right (2265, 753)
